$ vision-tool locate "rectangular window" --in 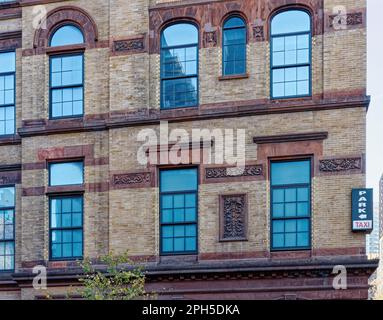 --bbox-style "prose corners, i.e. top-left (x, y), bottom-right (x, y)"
top-left (0, 186), bottom-right (15, 271)
top-left (50, 196), bottom-right (83, 260)
top-left (271, 34), bottom-right (311, 98)
top-left (160, 168), bottom-right (198, 255)
top-left (0, 51), bottom-right (15, 136)
top-left (49, 161), bottom-right (84, 186)
top-left (50, 54), bottom-right (84, 118)
top-left (271, 160), bottom-right (311, 251)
